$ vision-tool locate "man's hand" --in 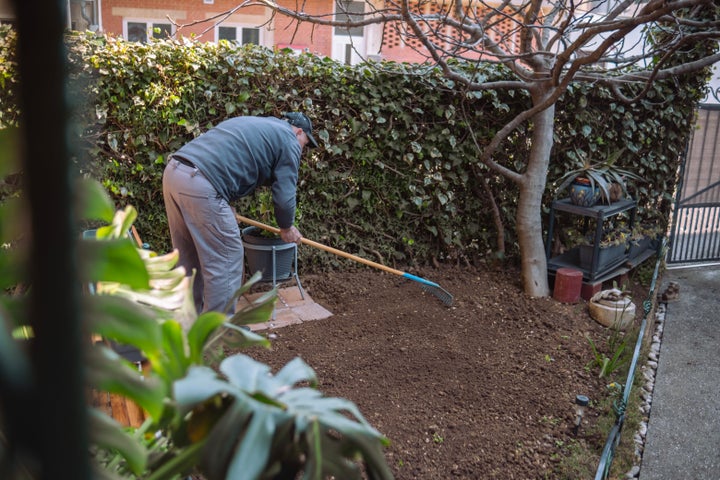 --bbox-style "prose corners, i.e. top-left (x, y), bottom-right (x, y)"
top-left (279, 226), bottom-right (303, 245)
